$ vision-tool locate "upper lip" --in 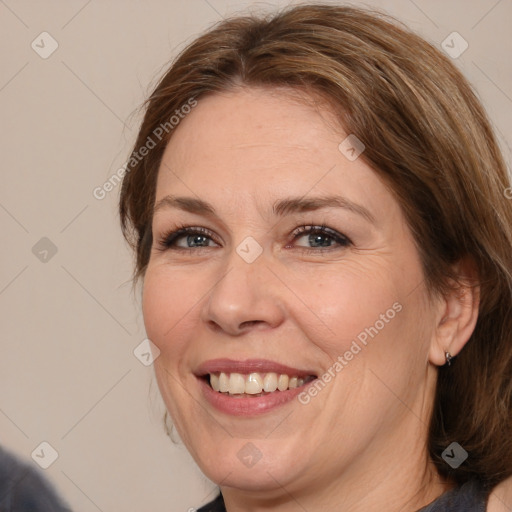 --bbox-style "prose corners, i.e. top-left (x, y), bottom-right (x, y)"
top-left (195, 359), bottom-right (317, 378)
